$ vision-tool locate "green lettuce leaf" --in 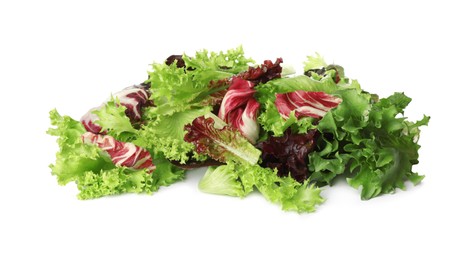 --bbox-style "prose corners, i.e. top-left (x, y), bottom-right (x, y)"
top-left (146, 46), bottom-right (253, 117)
top-left (345, 93), bottom-right (429, 199)
top-left (256, 75), bottom-right (361, 136)
top-left (309, 92), bottom-right (429, 199)
top-left (47, 109), bottom-right (112, 185)
top-left (136, 106), bottom-right (212, 163)
top-left (76, 167), bottom-right (157, 200)
top-left (199, 164), bottom-right (248, 197)
top-left (182, 45), bottom-right (254, 84)
top-left (146, 62), bottom-right (199, 116)
top-left (93, 97), bottom-right (138, 142)
top-left (304, 52), bottom-right (327, 72)
top-left (198, 162), bottom-right (324, 213)
top-left (47, 109), bottom-right (185, 199)
top-left (151, 154), bottom-right (186, 187)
